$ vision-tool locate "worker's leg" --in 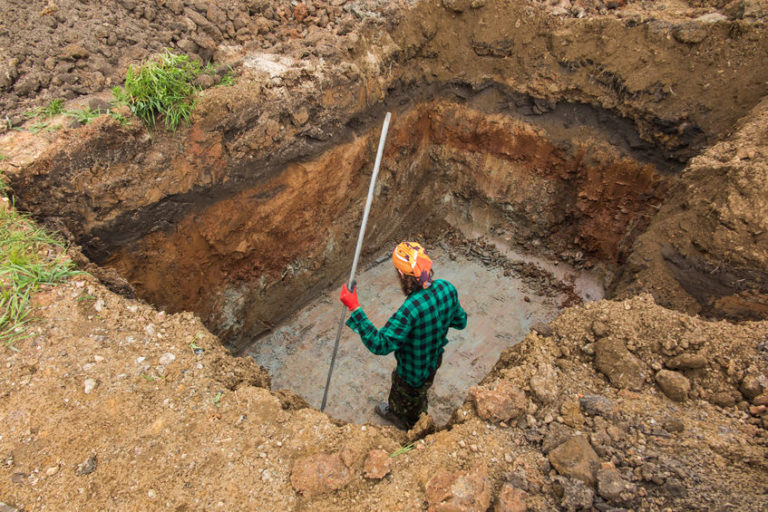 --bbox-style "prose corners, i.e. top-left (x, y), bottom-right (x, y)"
top-left (388, 355), bottom-right (442, 429)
